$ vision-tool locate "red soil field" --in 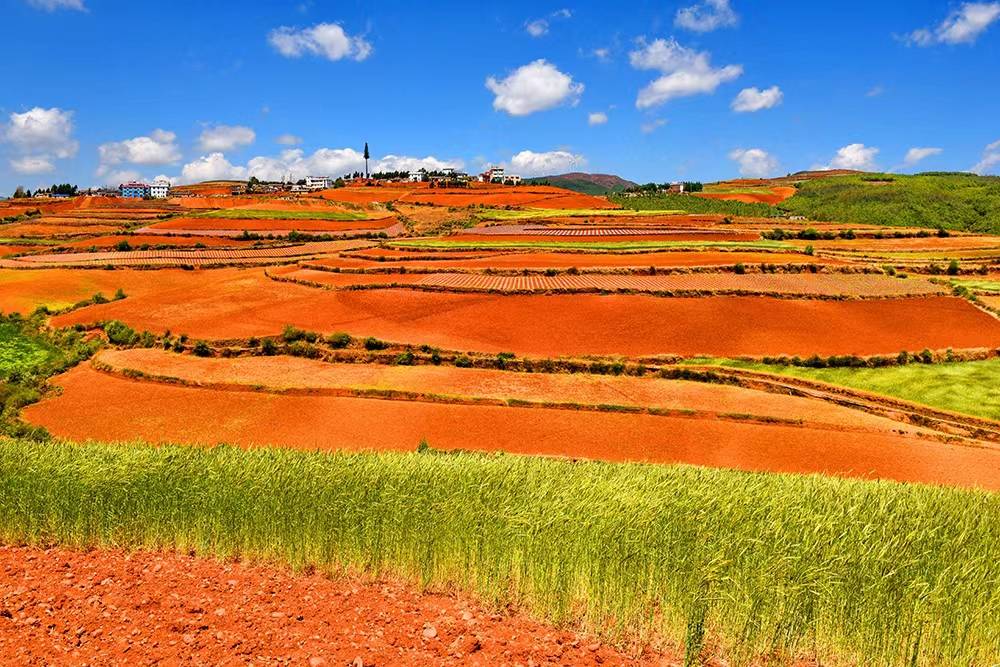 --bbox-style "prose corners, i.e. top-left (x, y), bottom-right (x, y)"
top-left (3, 242), bottom-right (357, 269)
top-left (312, 250), bottom-right (845, 271)
top-left (94, 348), bottom-right (934, 437)
top-left (146, 217), bottom-right (395, 233)
top-left (62, 234), bottom-right (259, 249)
top-left (25, 365), bottom-right (1000, 489)
top-left (1, 223), bottom-right (121, 237)
top-left (696, 186), bottom-right (796, 205)
top-left (279, 267), bottom-right (945, 298)
top-left (0, 245), bottom-right (38, 257)
top-left (802, 235), bottom-right (1000, 251)
top-left (449, 231), bottom-right (761, 242)
top-left (51, 270), bottom-right (1000, 356)
top-left (319, 188), bottom-right (414, 204)
top-left (0, 545), bottom-right (664, 666)
top-left (172, 196), bottom-right (259, 209)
